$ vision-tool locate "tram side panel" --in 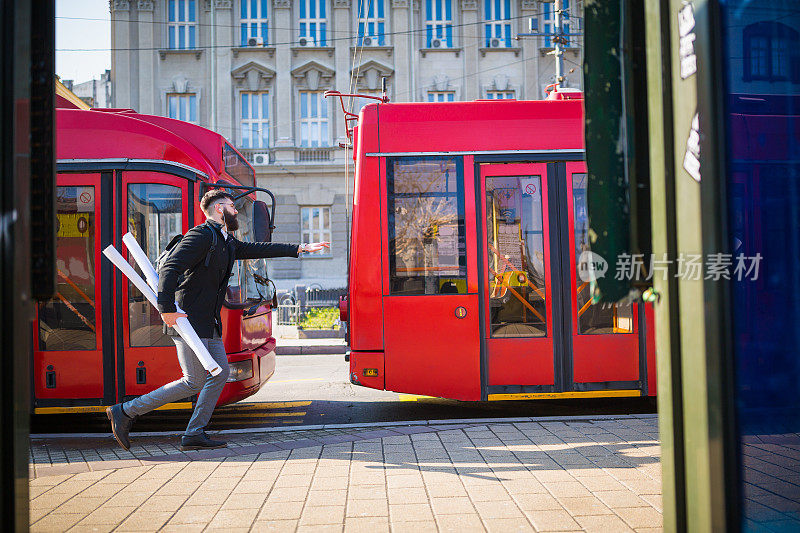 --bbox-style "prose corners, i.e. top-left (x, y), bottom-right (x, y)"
top-left (348, 106), bottom-right (386, 390)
